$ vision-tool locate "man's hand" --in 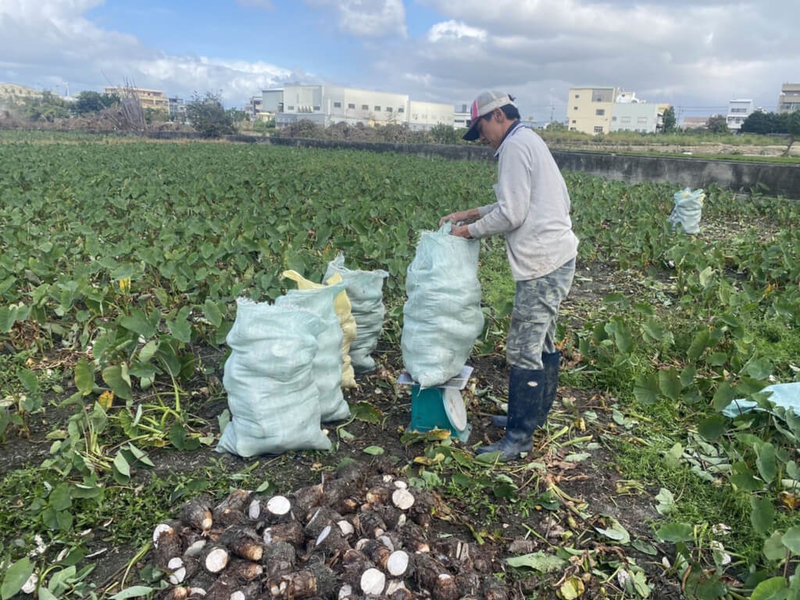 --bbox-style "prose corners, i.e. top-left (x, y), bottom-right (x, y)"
top-left (450, 224), bottom-right (472, 238)
top-left (439, 208), bottom-right (479, 227)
